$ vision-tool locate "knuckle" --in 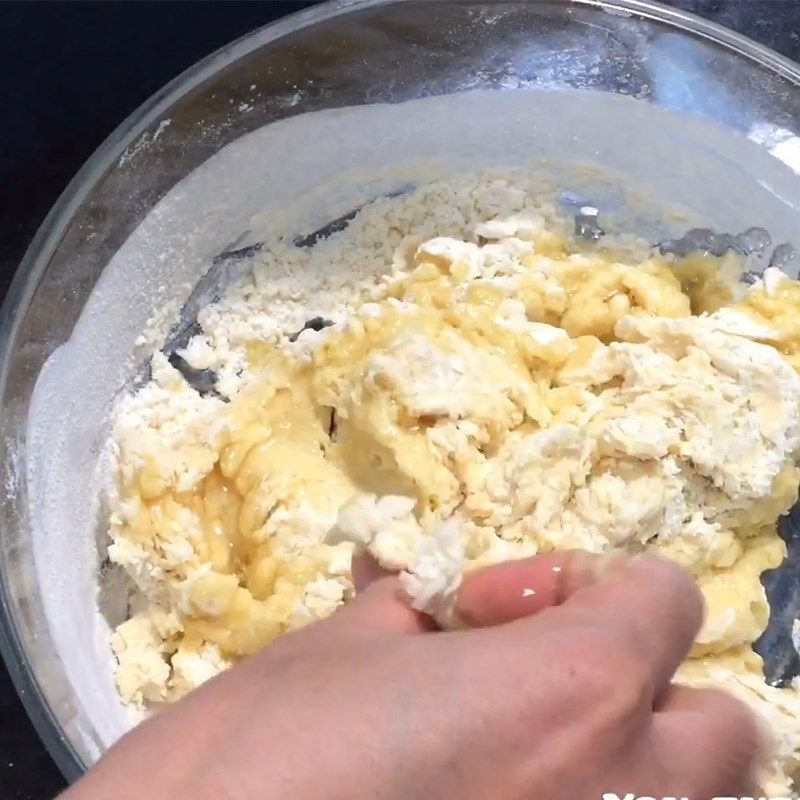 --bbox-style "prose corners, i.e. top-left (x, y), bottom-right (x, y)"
top-left (632, 556), bottom-right (704, 624)
top-left (669, 688), bottom-right (761, 798)
top-left (595, 624), bottom-right (650, 678)
top-left (704, 688), bottom-right (760, 743)
top-left (593, 637), bottom-right (653, 723)
top-left (562, 627), bottom-right (653, 724)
